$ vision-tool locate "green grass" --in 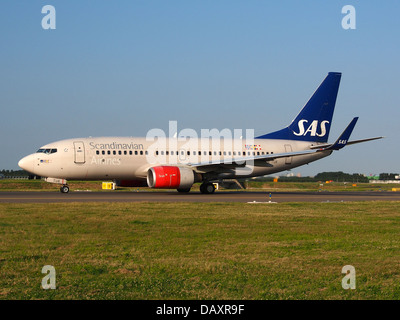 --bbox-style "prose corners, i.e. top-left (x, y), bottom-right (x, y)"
top-left (1, 201), bottom-right (399, 300)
